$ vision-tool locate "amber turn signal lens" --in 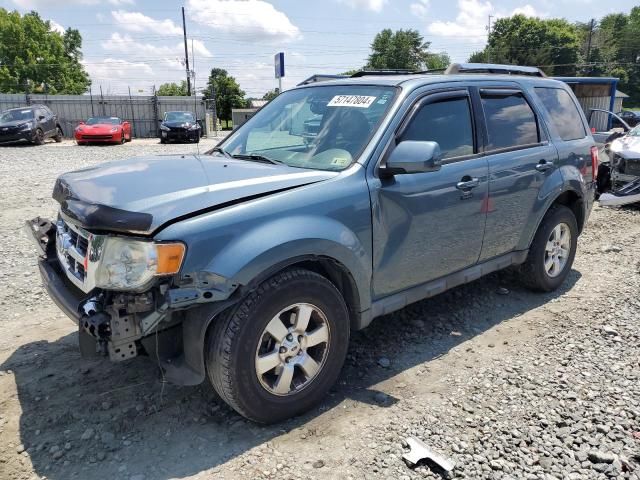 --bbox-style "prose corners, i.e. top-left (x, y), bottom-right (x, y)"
top-left (156, 243), bottom-right (186, 275)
